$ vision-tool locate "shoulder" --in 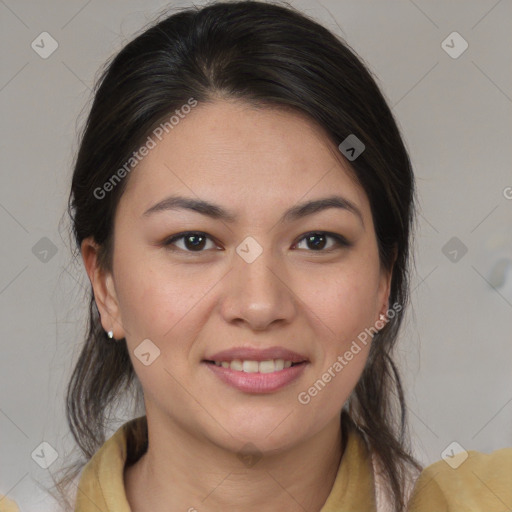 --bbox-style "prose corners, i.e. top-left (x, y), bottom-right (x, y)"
top-left (0, 494), bottom-right (20, 512)
top-left (75, 416), bottom-right (146, 512)
top-left (407, 447), bottom-right (512, 511)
